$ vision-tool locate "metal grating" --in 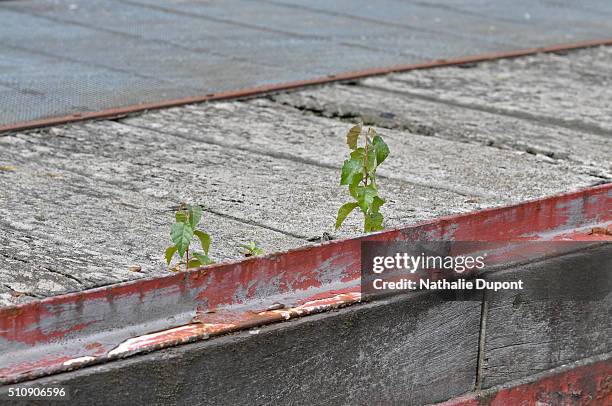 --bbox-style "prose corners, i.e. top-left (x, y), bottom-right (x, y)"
top-left (1, 0), bottom-right (612, 128)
